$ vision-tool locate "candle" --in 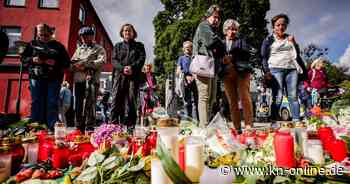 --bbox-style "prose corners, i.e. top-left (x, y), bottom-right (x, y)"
top-left (274, 130), bottom-right (296, 168)
top-left (318, 127), bottom-right (335, 152)
top-left (0, 147), bottom-right (12, 182)
top-left (27, 142), bottom-right (39, 164)
top-left (151, 157), bottom-right (170, 184)
top-left (306, 139), bottom-right (324, 165)
top-left (185, 136), bottom-right (204, 183)
top-left (52, 146), bottom-right (70, 169)
top-left (318, 127), bottom-right (335, 141)
top-left (330, 139), bottom-right (347, 162)
top-left (157, 127), bottom-right (178, 161)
